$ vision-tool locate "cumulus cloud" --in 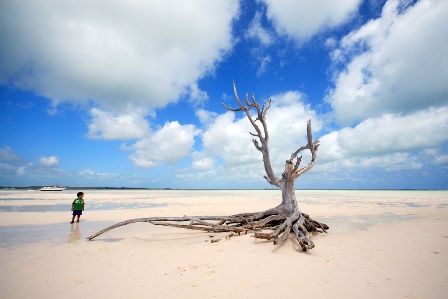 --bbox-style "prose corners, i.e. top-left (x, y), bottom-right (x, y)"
top-left (316, 108), bottom-right (448, 172)
top-left (85, 106), bottom-right (203, 169)
top-left (196, 109), bottom-right (218, 125)
top-left (87, 108), bottom-right (150, 140)
top-left (262, 0), bottom-right (361, 44)
top-left (326, 0), bottom-right (448, 125)
top-left (319, 107), bottom-right (448, 162)
top-left (0, 146), bottom-right (133, 185)
top-left (0, 0), bottom-right (239, 112)
top-left (198, 85), bottom-right (447, 182)
top-left (128, 121), bottom-right (201, 167)
top-left (201, 111), bottom-right (258, 166)
top-left (266, 91), bottom-right (322, 161)
top-left (316, 152), bottom-right (423, 174)
top-left (192, 157), bottom-right (214, 170)
top-left (39, 156), bottom-right (60, 167)
top-left (307, 0), bottom-right (448, 181)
